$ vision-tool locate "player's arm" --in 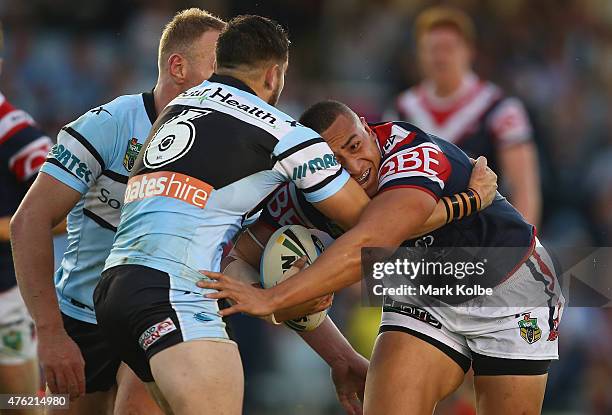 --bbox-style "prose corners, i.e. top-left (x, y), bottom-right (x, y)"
top-left (201, 187), bottom-right (435, 316)
top-left (224, 243), bottom-right (367, 412)
top-left (298, 318), bottom-right (368, 413)
top-left (10, 173), bottom-right (85, 398)
top-left (11, 174), bottom-right (81, 333)
top-left (267, 188), bottom-right (435, 312)
top-left (499, 143), bottom-right (540, 226)
top-left (412, 155), bottom-right (496, 237)
top-left (11, 112), bottom-right (114, 399)
top-left (491, 97), bottom-right (541, 226)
